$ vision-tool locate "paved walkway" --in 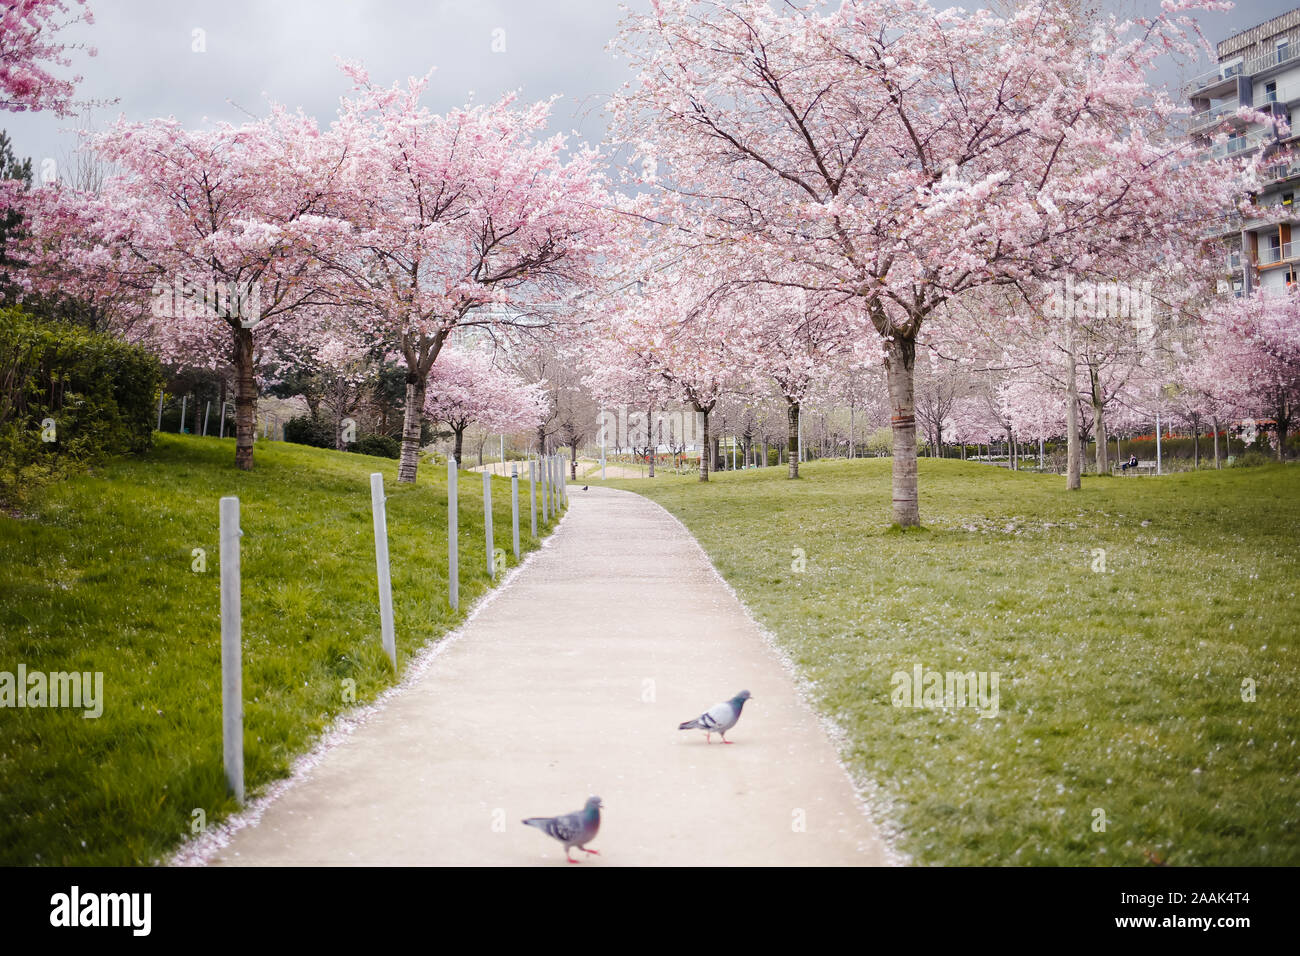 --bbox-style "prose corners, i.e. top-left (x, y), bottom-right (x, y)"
top-left (206, 487), bottom-right (889, 866)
